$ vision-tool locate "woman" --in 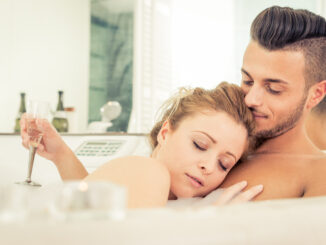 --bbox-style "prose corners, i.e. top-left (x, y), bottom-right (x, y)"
top-left (21, 82), bottom-right (263, 208)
